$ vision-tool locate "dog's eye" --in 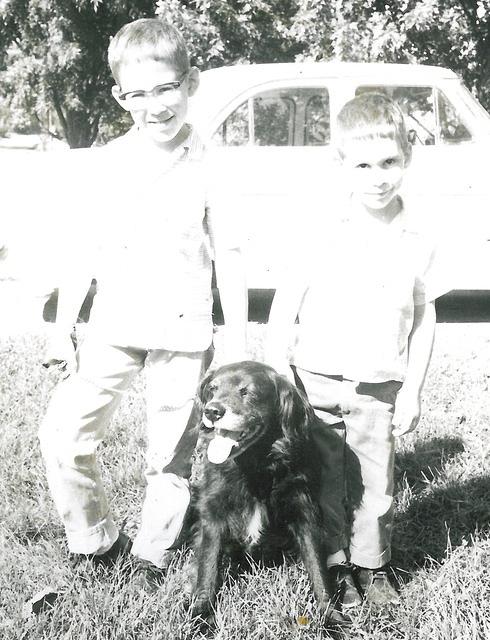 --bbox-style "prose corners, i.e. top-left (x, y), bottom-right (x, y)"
top-left (239, 387), bottom-right (248, 397)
